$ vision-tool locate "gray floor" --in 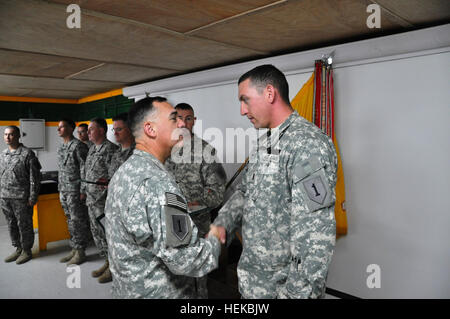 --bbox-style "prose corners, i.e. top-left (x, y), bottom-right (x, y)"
top-left (0, 225), bottom-right (112, 299)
